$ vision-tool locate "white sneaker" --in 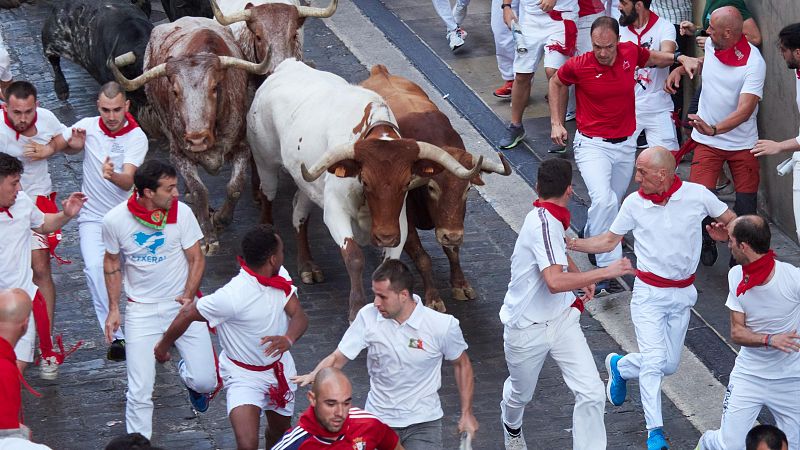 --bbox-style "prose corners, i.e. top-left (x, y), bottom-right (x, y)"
top-left (565, 110), bottom-right (576, 121)
top-left (503, 424), bottom-right (527, 450)
top-left (40, 355), bottom-right (59, 380)
top-left (447, 28), bottom-right (466, 51)
top-left (452, 1), bottom-right (468, 26)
